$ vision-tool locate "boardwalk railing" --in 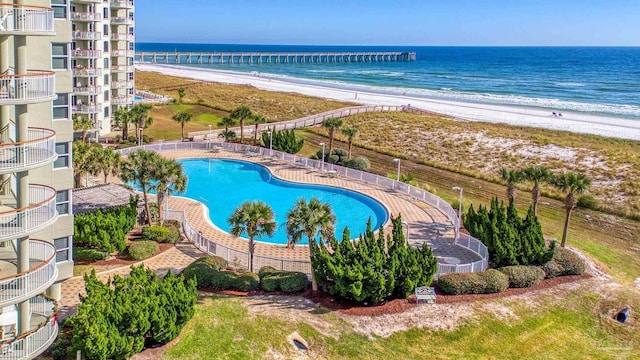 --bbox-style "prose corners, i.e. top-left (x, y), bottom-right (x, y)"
top-left (118, 141), bottom-right (488, 278)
